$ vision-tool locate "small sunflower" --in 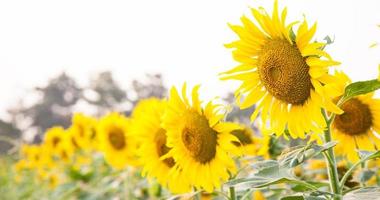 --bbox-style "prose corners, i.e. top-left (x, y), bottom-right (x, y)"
top-left (55, 131), bottom-right (75, 164)
top-left (131, 98), bottom-right (191, 193)
top-left (220, 0), bottom-right (342, 139)
top-left (43, 126), bottom-right (65, 155)
top-left (331, 72), bottom-right (380, 162)
top-left (97, 112), bottom-right (138, 169)
top-left (162, 84), bottom-right (239, 192)
top-left (230, 124), bottom-right (270, 158)
top-left (22, 144), bottom-right (52, 170)
top-left (69, 113), bottom-right (98, 151)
